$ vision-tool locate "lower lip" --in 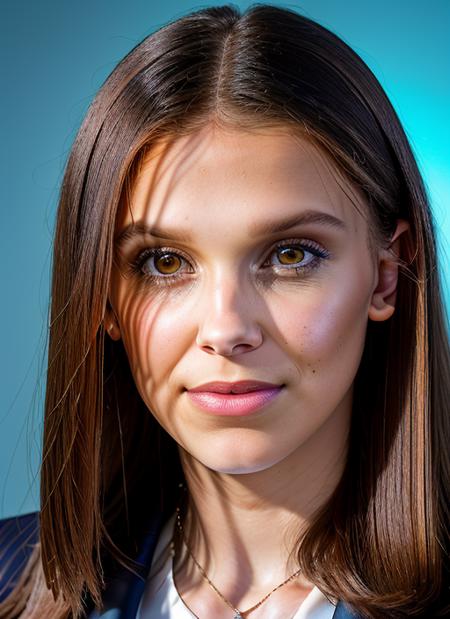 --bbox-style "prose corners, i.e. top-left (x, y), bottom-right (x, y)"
top-left (186, 387), bottom-right (283, 416)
